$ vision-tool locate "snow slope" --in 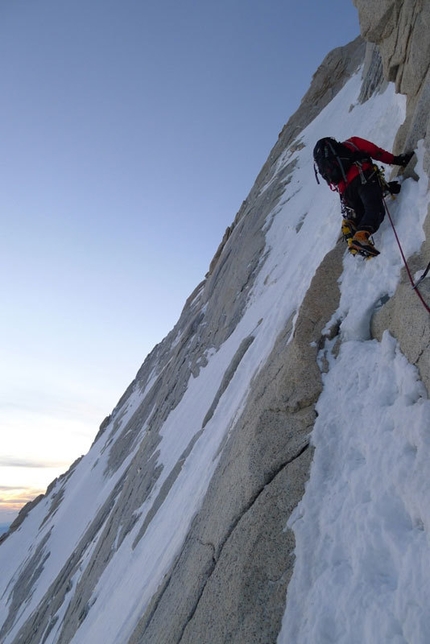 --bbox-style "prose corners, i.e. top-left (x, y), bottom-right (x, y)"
top-left (280, 333), bottom-right (430, 644)
top-left (1, 64), bottom-right (429, 644)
